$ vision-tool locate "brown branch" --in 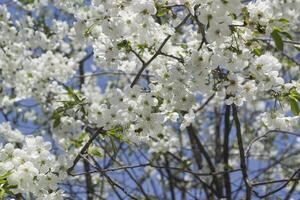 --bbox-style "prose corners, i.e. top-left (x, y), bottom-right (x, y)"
top-left (190, 6), bottom-right (209, 51)
top-left (284, 176), bottom-right (299, 200)
top-left (160, 52), bottom-right (184, 63)
top-left (194, 93), bottom-right (215, 113)
top-left (83, 160), bottom-right (94, 200)
top-left (223, 105), bottom-right (232, 199)
top-left (67, 128), bottom-right (105, 174)
top-left (131, 49), bottom-right (145, 65)
top-left (78, 53), bottom-right (95, 199)
top-left (187, 125), bottom-right (224, 198)
top-left (232, 104), bottom-right (252, 200)
top-left (79, 52), bottom-right (94, 64)
top-left (164, 155), bottom-right (176, 200)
